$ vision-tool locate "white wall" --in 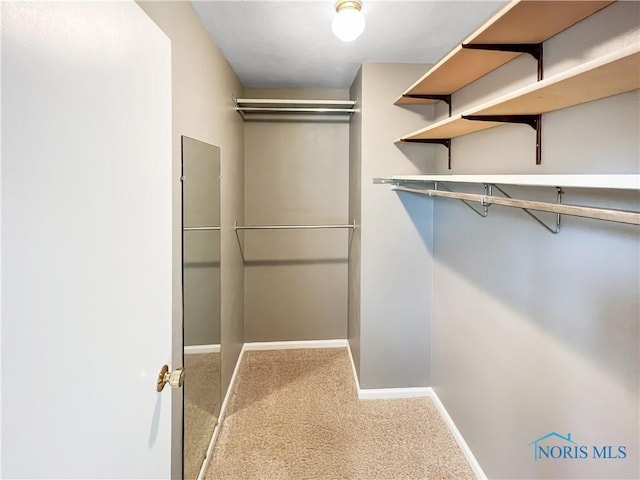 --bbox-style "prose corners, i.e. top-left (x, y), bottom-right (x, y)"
top-left (2, 2), bottom-right (172, 477)
top-left (417, 3), bottom-right (639, 478)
